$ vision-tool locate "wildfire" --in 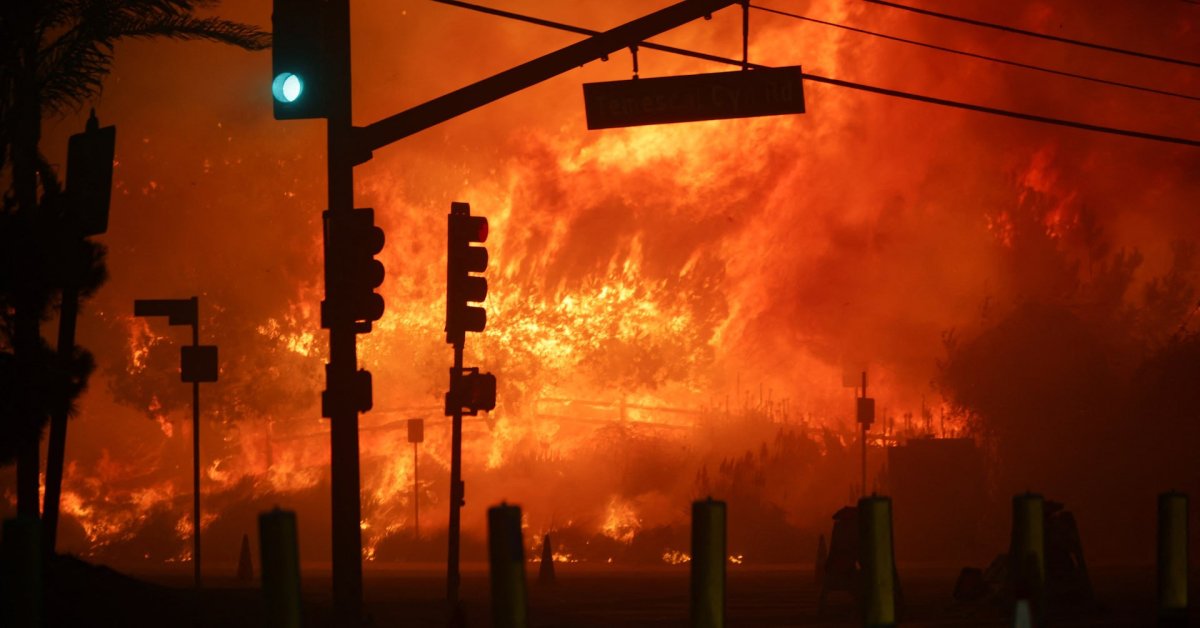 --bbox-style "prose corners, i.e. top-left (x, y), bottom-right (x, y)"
top-left (662, 550), bottom-right (691, 565)
top-left (12, 0), bottom-right (1192, 571)
top-left (601, 497), bottom-right (643, 545)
